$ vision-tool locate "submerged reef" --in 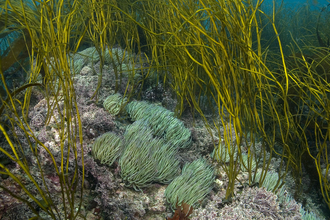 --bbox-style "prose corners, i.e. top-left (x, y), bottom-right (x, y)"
top-left (1, 0), bottom-right (330, 219)
top-left (0, 45), bottom-right (324, 220)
